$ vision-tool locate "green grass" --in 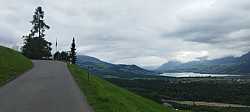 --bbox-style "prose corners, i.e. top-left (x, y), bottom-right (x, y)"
top-left (68, 64), bottom-right (189, 112)
top-left (0, 46), bottom-right (32, 86)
